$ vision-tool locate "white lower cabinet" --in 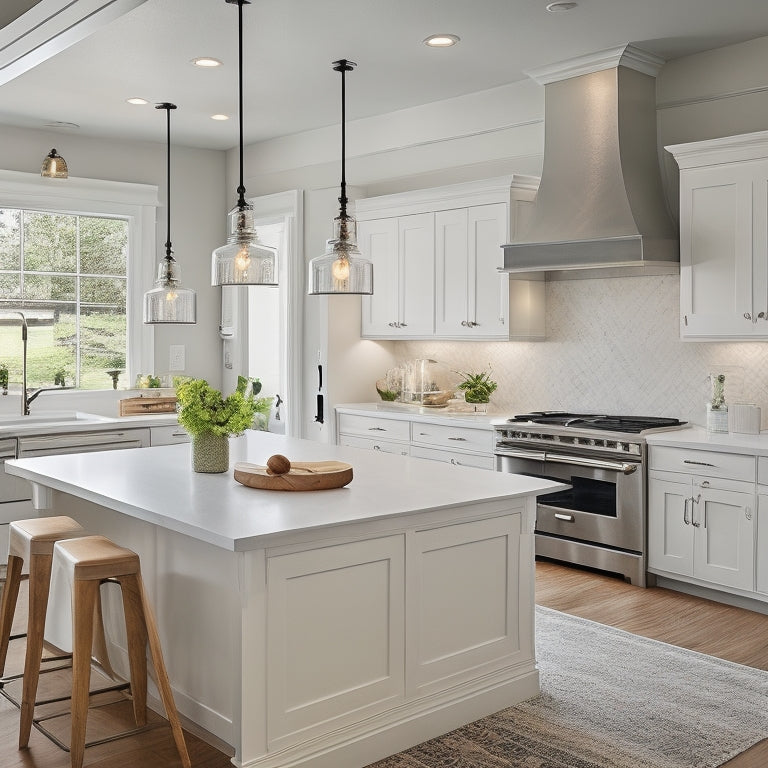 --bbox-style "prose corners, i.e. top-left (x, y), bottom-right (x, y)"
top-left (757, 494), bottom-right (768, 595)
top-left (648, 446), bottom-right (756, 594)
top-left (336, 409), bottom-right (494, 470)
